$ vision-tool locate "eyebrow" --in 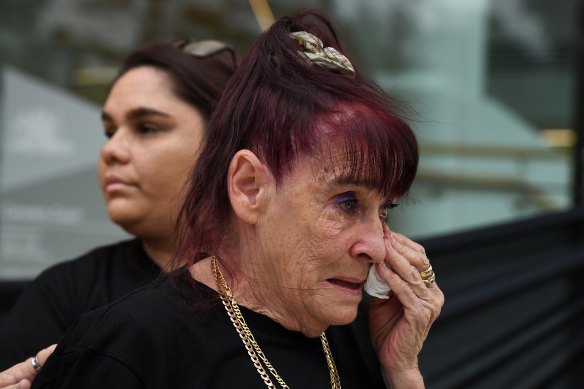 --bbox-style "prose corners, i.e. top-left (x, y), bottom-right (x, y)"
top-left (100, 107), bottom-right (172, 122)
